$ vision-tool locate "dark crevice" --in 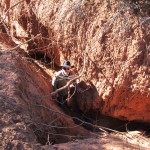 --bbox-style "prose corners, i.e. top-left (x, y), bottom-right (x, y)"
top-left (30, 52), bottom-right (51, 64)
top-left (28, 52), bottom-right (61, 70)
top-left (0, 23), bottom-right (7, 33)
